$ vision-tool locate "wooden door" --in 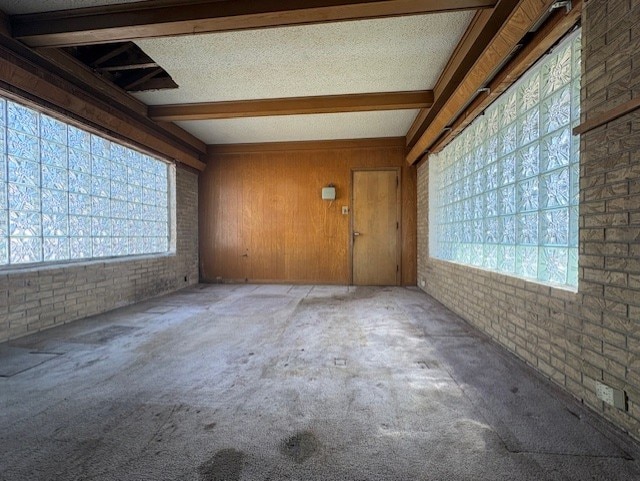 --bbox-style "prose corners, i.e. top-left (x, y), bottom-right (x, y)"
top-left (352, 169), bottom-right (400, 285)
